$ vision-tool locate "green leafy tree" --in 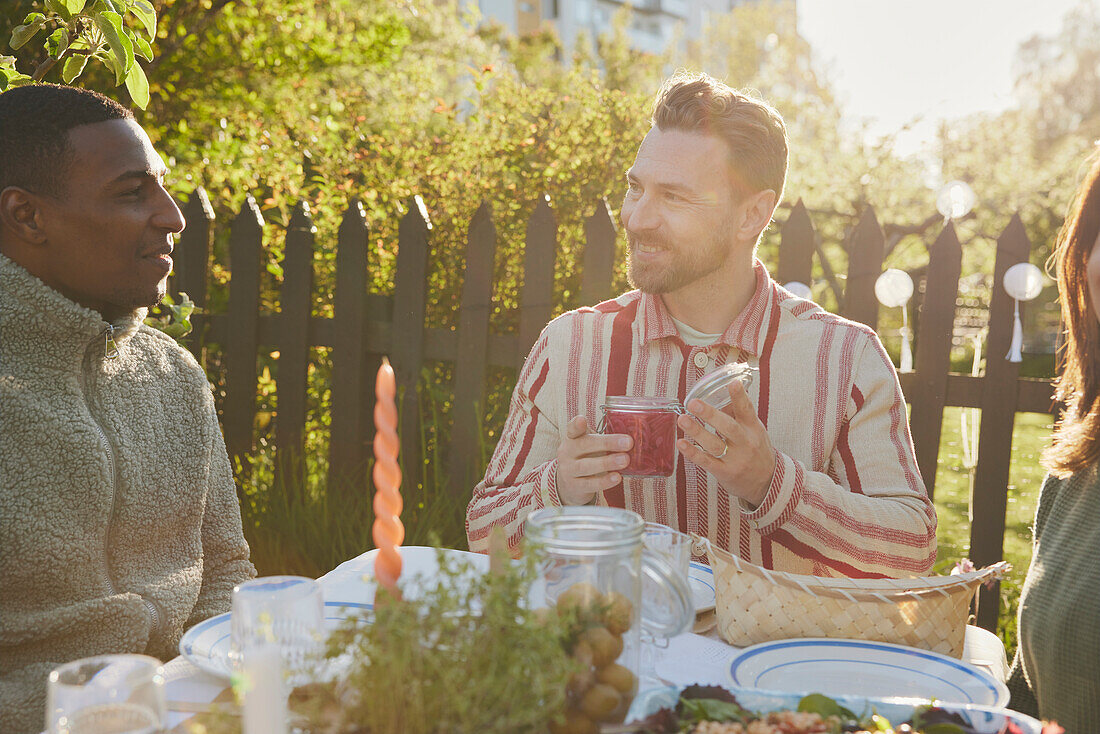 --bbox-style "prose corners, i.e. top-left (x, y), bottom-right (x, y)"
top-left (2, 0), bottom-right (156, 107)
